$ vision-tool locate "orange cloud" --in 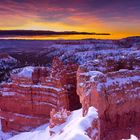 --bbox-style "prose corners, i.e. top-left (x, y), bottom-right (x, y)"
top-left (0, 0), bottom-right (139, 39)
